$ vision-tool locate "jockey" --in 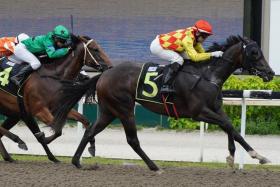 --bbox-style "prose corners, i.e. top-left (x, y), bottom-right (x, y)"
top-left (150, 19), bottom-right (224, 93)
top-left (0, 33), bottom-right (30, 58)
top-left (10, 25), bottom-right (72, 86)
